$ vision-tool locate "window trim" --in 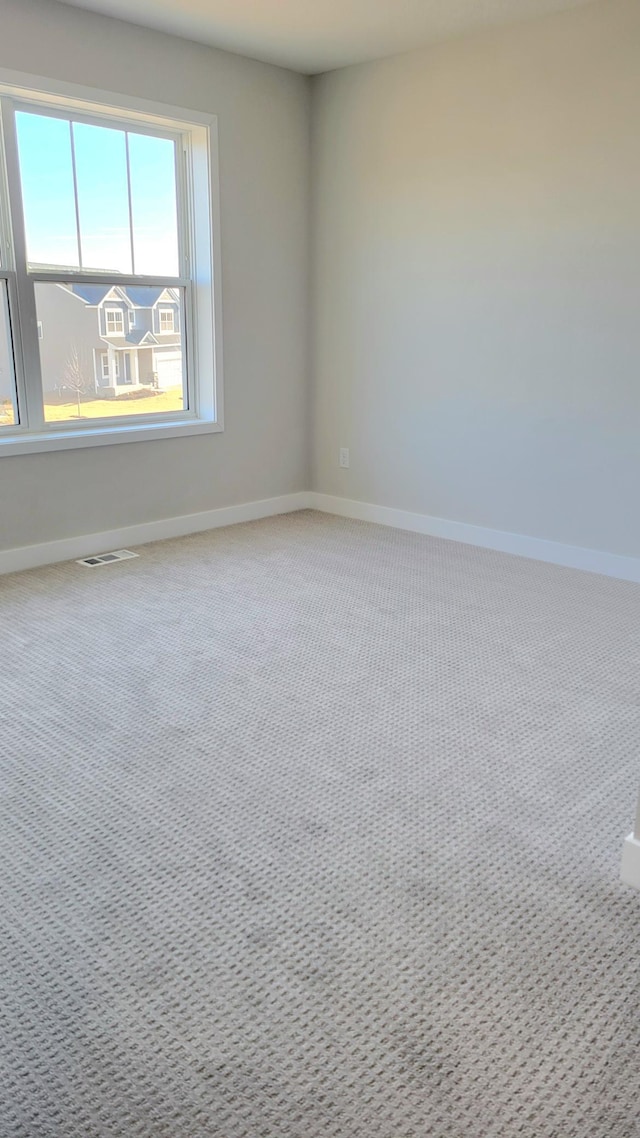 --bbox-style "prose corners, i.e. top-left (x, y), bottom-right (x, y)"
top-left (0, 67), bottom-right (223, 456)
top-left (158, 306), bottom-right (175, 334)
top-left (104, 307), bottom-right (125, 335)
